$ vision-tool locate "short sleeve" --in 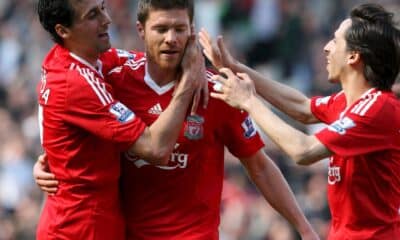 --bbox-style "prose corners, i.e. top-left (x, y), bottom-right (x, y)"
top-left (101, 48), bottom-right (138, 76)
top-left (315, 105), bottom-right (392, 157)
top-left (216, 101), bottom-right (264, 158)
top-left (311, 92), bottom-right (345, 124)
top-left (64, 69), bottom-right (146, 151)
